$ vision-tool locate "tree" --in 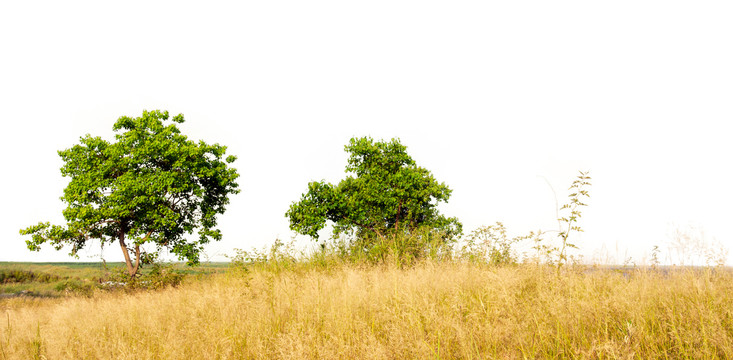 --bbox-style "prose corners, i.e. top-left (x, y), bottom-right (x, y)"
top-left (20, 110), bottom-right (240, 277)
top-left (286, 136), bottom-right (461, 255)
